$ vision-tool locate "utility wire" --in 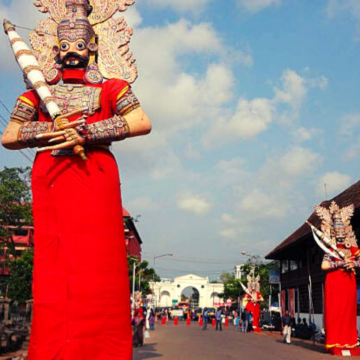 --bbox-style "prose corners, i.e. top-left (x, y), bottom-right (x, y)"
top-left (0, 100), bottom-right (36, 157)
top-left (0, 103), bottom-right (35, 164)
top-left (0, 113), bottom-right (36, 160)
